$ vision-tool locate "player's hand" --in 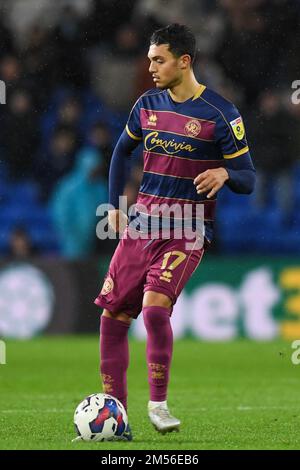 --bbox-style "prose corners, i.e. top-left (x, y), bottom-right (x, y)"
top-left (194, 168), bottom-right (229, 199)
top-left (108, 209), bottom-right (128, 234)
